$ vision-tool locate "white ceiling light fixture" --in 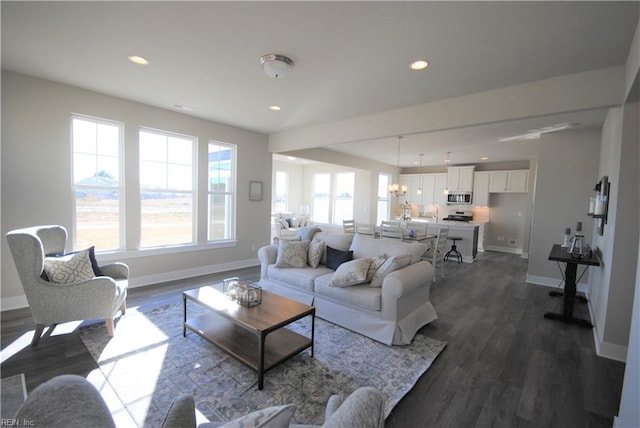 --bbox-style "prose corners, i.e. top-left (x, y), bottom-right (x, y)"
top-left (269, 105), bottom-right (282, 111)
top-left (259, 54), bottom-right (294, 79)
top-left (389, 136), bottom-right (407, 197)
